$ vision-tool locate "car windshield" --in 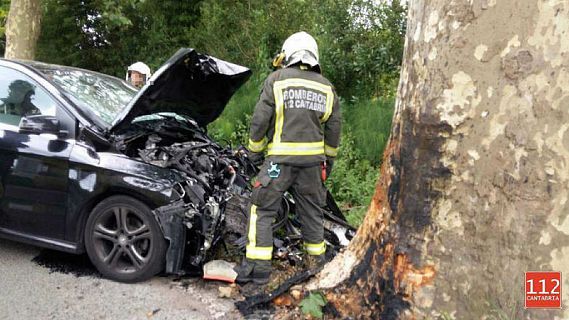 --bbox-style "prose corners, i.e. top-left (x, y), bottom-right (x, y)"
top-left (32, 63), bottom-right (137, 125)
